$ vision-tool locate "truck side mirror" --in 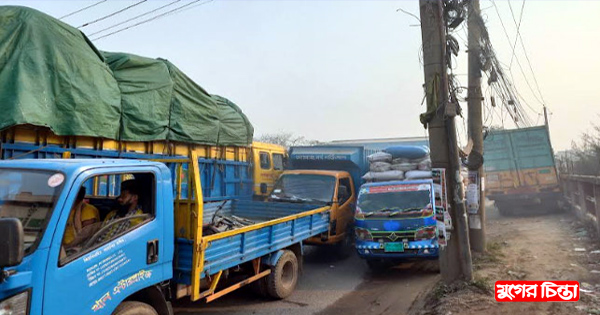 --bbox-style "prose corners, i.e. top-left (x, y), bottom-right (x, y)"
top-left (283, 156), bottom-right (289, 169)
top-left (260, 183), bottom-right (268, 194)
top-left (0, 218), bottom-right (24, 268)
